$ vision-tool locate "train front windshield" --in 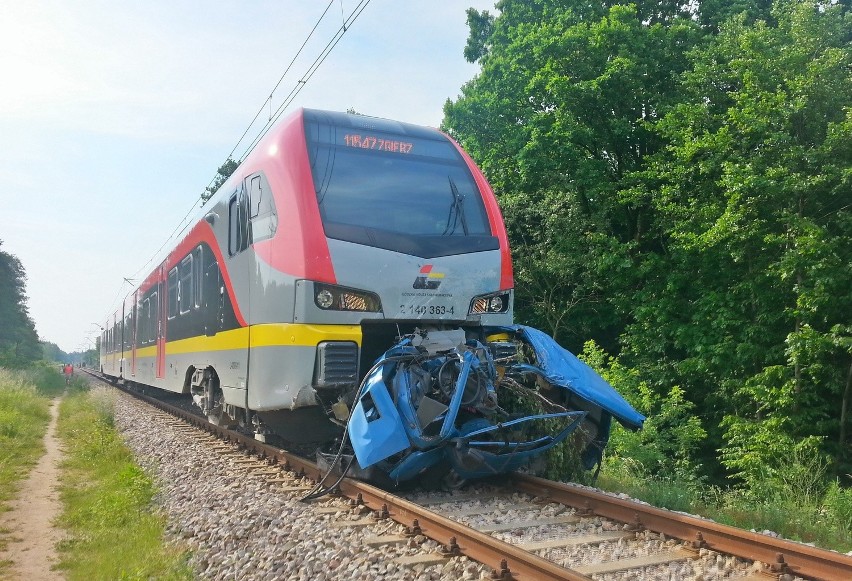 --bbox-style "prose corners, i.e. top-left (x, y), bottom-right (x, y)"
top-left (305, 112), bottom-right (498, 257)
